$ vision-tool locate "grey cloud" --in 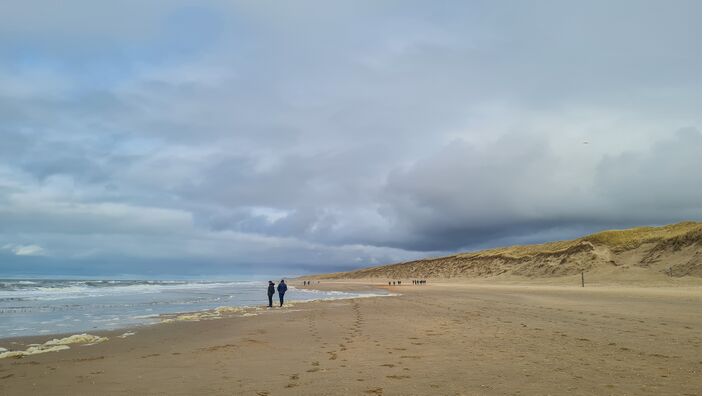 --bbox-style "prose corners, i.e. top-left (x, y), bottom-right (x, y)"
top-left (376, 128), bottom-right (701, 251)
top-left (0, 0), bottom-right (699, 275)
top-left (595, 128), bottom-right (702, 216)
